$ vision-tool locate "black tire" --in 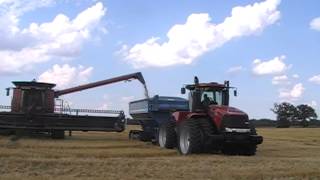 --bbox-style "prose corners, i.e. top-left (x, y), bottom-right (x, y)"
top-left (198, 118), bottom-right (218, 152)
top-left (222, 143), bottom-right (236, 155)
top-left (240, 145), bottom-right (257, 156)
top-left (51, 130), bottom-right (65, 139)
top-left (139, 131), bottom-right (152, 142)
top-left (177, 119), bottom-right (203, 155)
top-left (128, 130), bottom-right (142, 140)
top-left (222, 143), bottom-right (257, 156)
top-left (0, 128), bottom-right (14, 136)
top-left (158, 121), bottom-right (177, 149)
